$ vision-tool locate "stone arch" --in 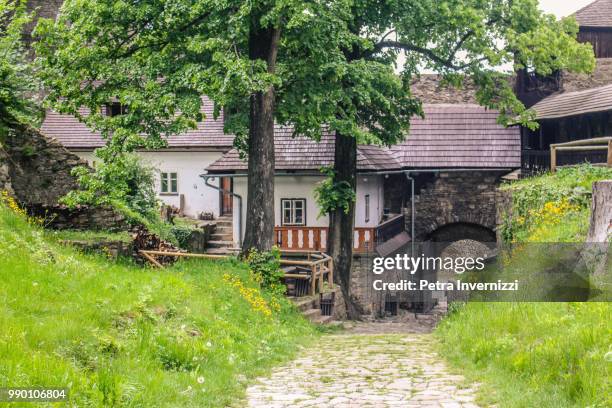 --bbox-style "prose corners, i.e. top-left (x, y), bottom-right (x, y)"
top-left (426, 222), bottom-right (496, 245)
